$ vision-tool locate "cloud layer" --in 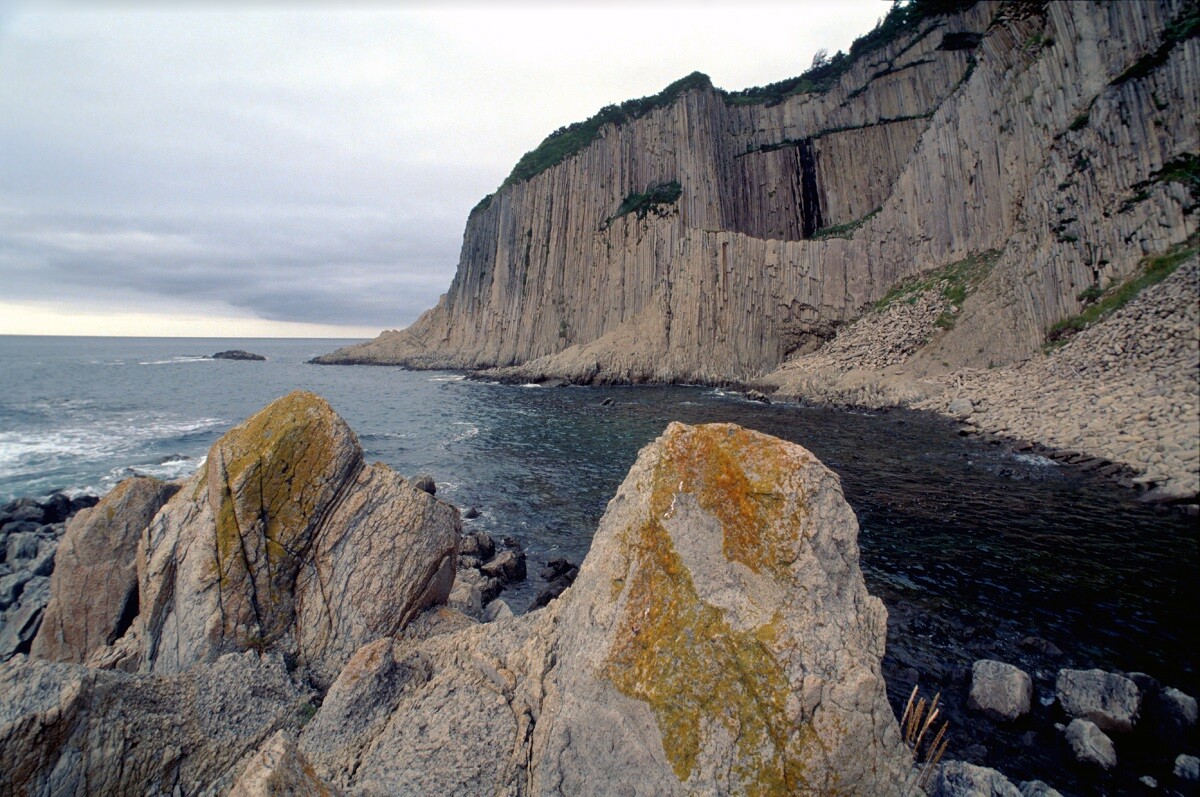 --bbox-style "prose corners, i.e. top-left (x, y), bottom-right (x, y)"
top-left (0, 2), bottom-right (884, 336)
